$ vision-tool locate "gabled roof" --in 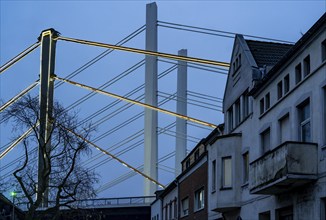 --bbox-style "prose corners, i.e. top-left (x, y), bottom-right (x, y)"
top-left (246, 40), bottom-right (293, 68)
